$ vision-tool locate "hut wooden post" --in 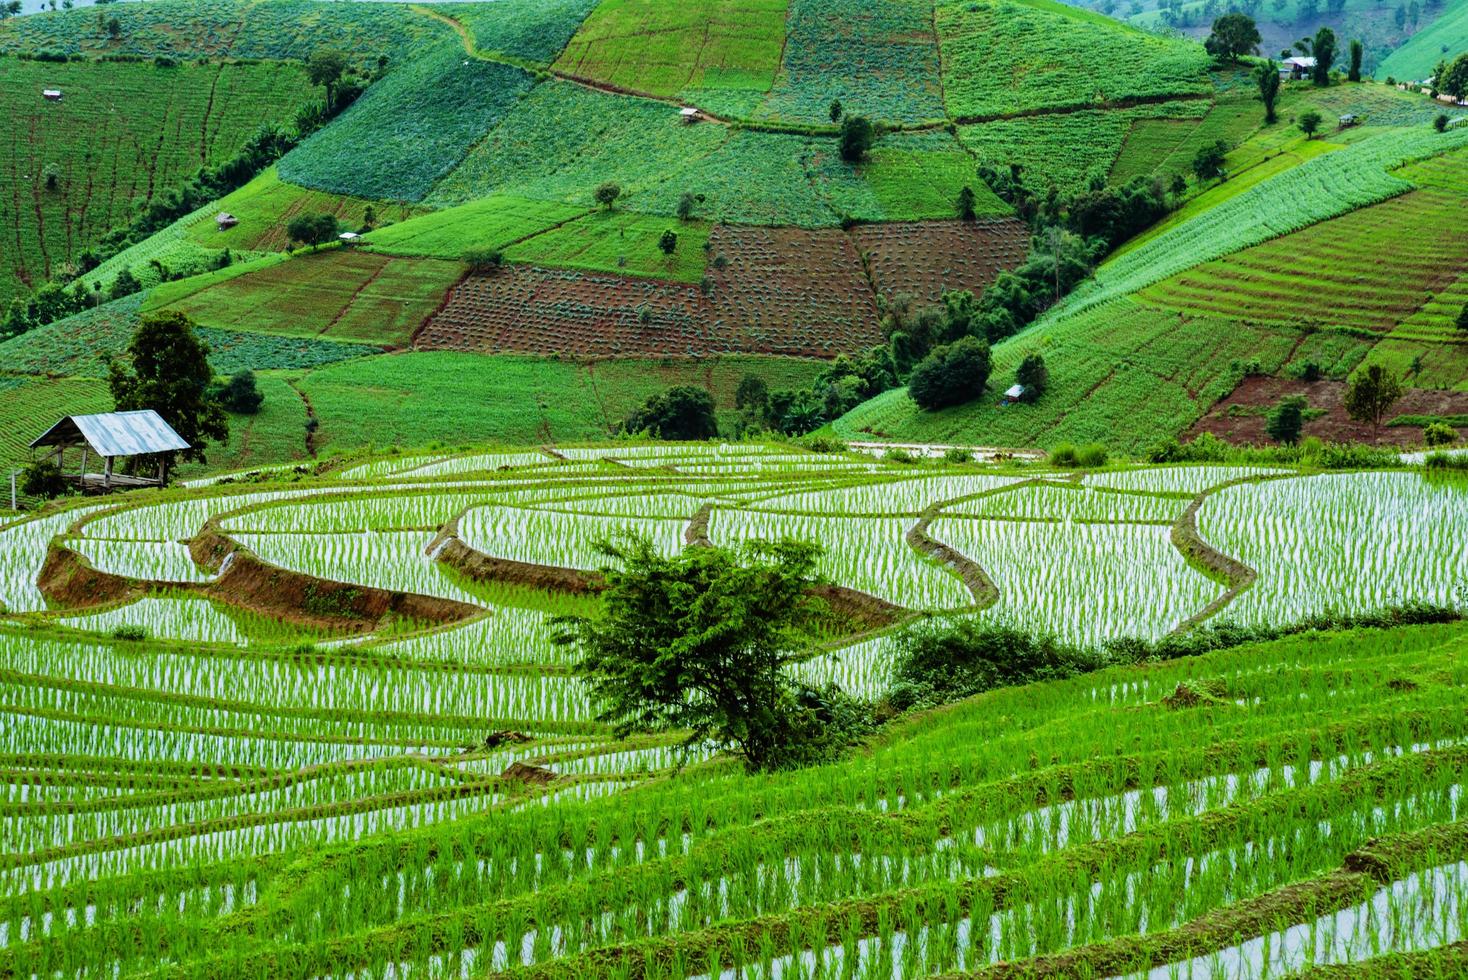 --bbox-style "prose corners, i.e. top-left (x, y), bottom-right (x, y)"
top-left (80, 448), bottom-right (89, 480)
top-left (104, 456), bottom-right (114, 489)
